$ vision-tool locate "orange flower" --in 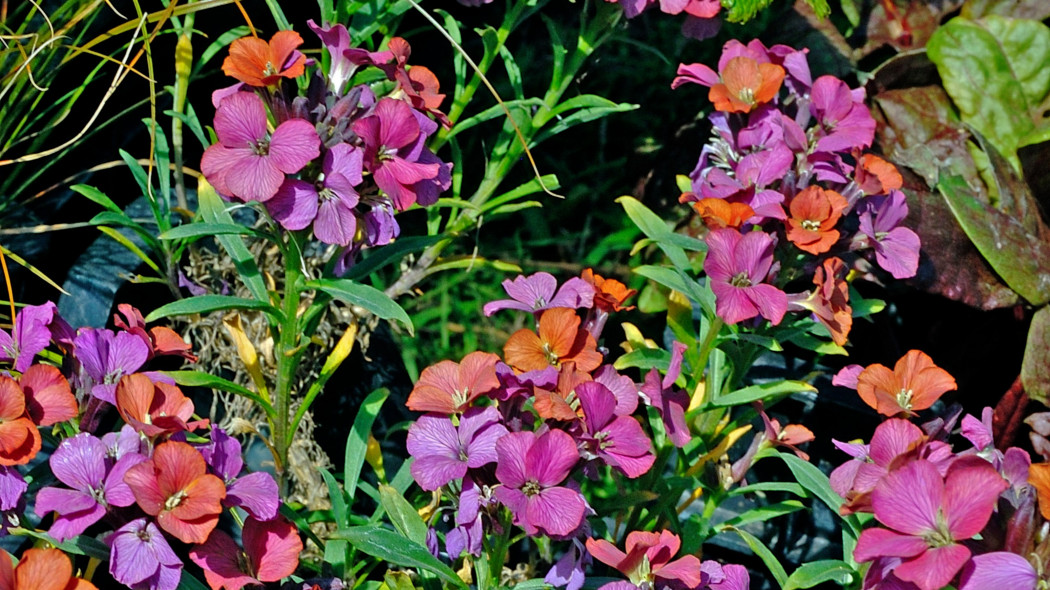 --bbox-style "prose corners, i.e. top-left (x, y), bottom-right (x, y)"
top-left (708, 57), bottom-right (785, 114)
top-left (406, 351), bottom-right (501, 414)
top-left (856, 350), bottom-right (956, 417)
top-left (581, 269), bottom-right (636, 313)
top-left (115, 374), bottom-right (198, 438)
top-left (504, 308), bottom-right (602, 373)
top-left (785, 186), bottom-right (848, 255)
top-left (691, 198), bottom-right (754, 230)
top-left (855, 154), bottom-right (903, 196)
top-left (533, 363), bottom-right (592, 422)
top-left (0, 547), bottom-right (97, 590)
top-left (0, 377), bottom-right (41, 466)
top-left (810, 257), bottom-right (852, 346)
top-left (1028, 462), bottom-right (1050, 520)
top-left (18, 364), bottom-right (76, 427)
top-left (222, 31), bottom-right (306, 87)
